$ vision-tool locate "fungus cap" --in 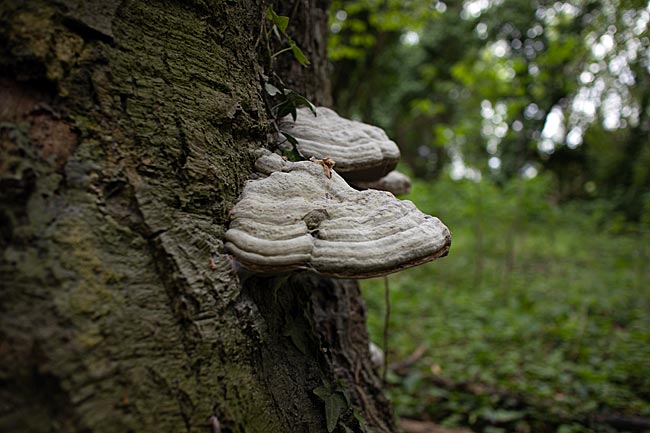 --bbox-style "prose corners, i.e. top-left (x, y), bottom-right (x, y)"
top-left (352, 170), bottom-right (412, 196)
top-left (280, 107), bottom-right (400, 182)
top-left (225, 153), bottom-right (450, 278)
